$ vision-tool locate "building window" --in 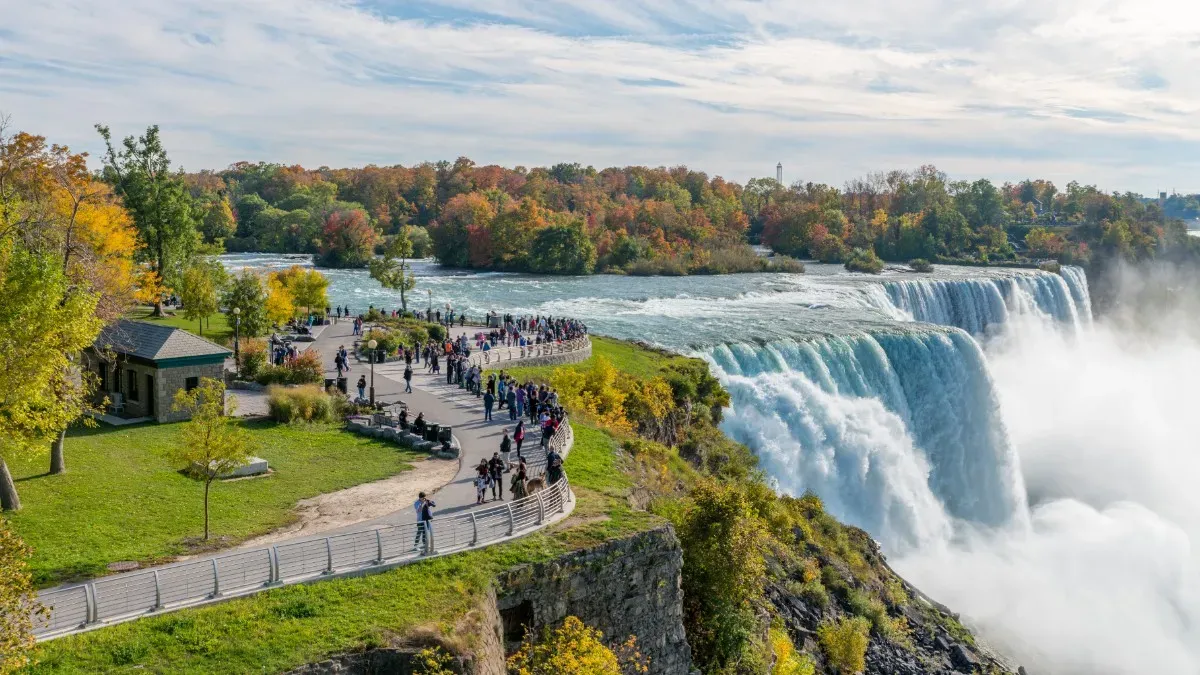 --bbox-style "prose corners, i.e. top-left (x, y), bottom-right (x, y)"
top-left (126, 370), bottom-right (139, 402)
top-left (185, 377), bottom-right (199, 392)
